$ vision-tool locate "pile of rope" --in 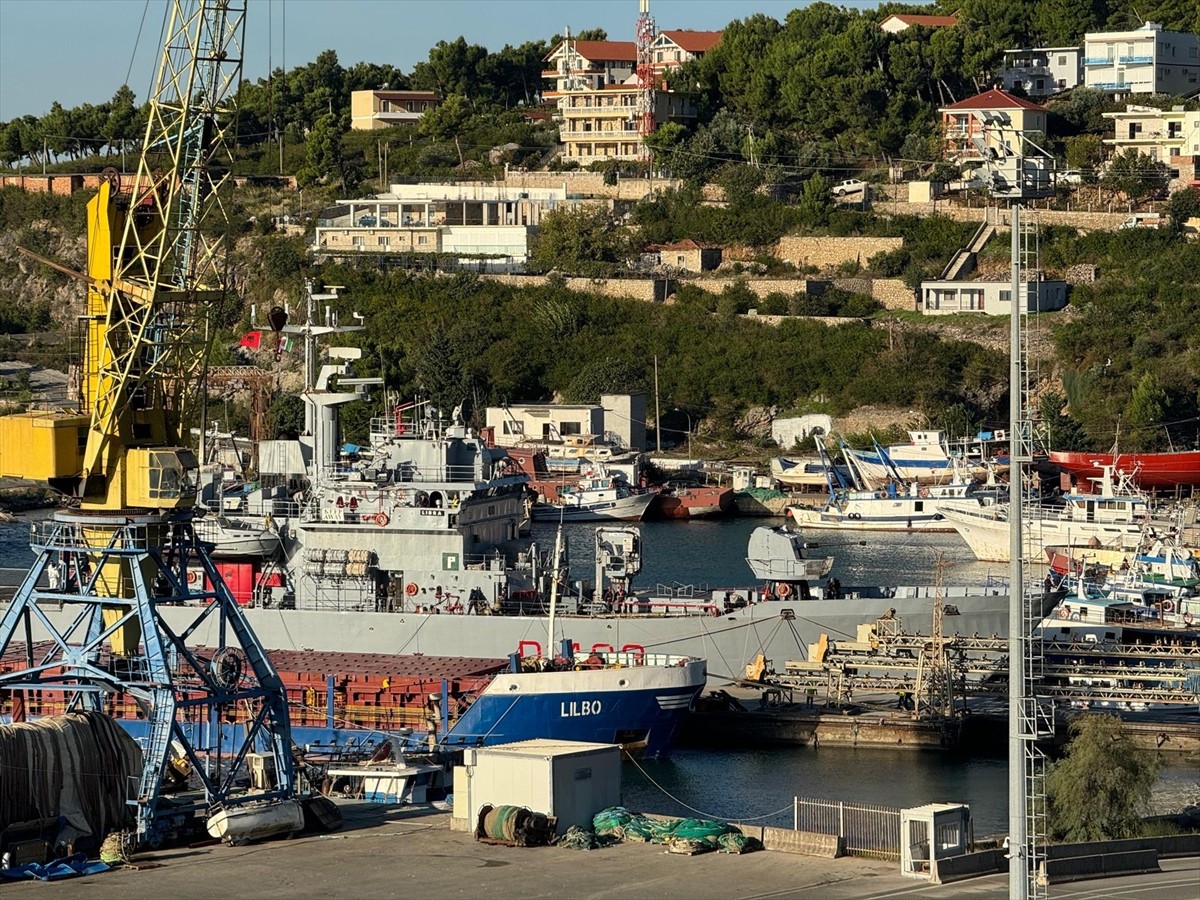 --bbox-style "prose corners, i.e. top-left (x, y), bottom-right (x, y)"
top-left (474, 804), bottom-right (555, 847)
